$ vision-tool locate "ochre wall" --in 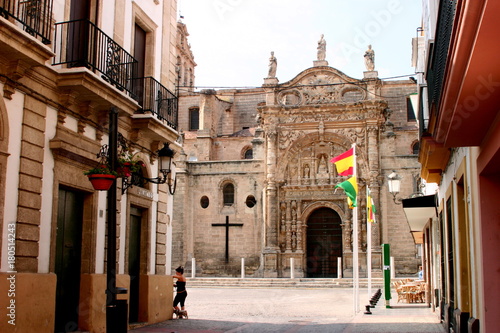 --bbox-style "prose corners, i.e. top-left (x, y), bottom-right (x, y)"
top-left (0, 273), bottom-right (56, 333)
top-left (139, 274), bottom-right (173, 323)
top-left (79, 274), bottom-right (130, 333)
